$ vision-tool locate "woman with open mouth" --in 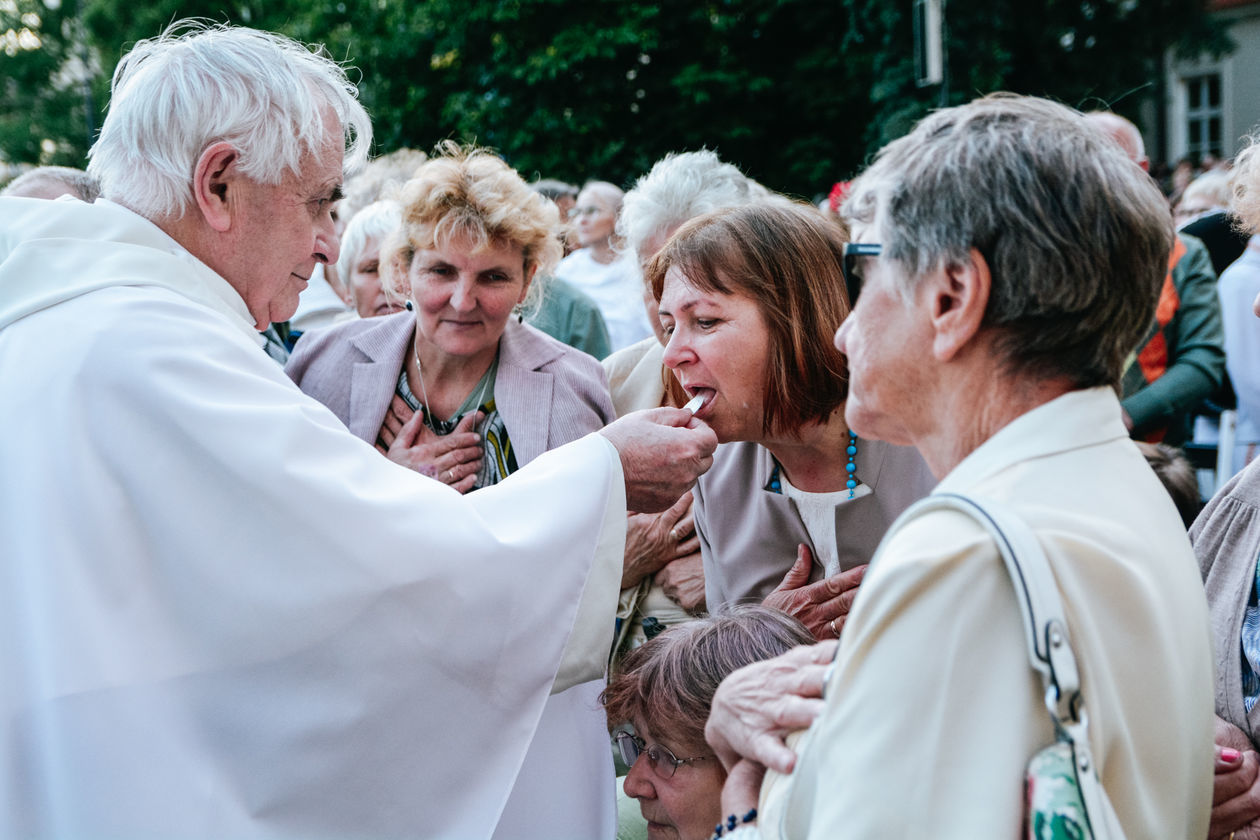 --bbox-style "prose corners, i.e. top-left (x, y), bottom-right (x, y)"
top-left (647, 201), bottom-right (936, 641)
